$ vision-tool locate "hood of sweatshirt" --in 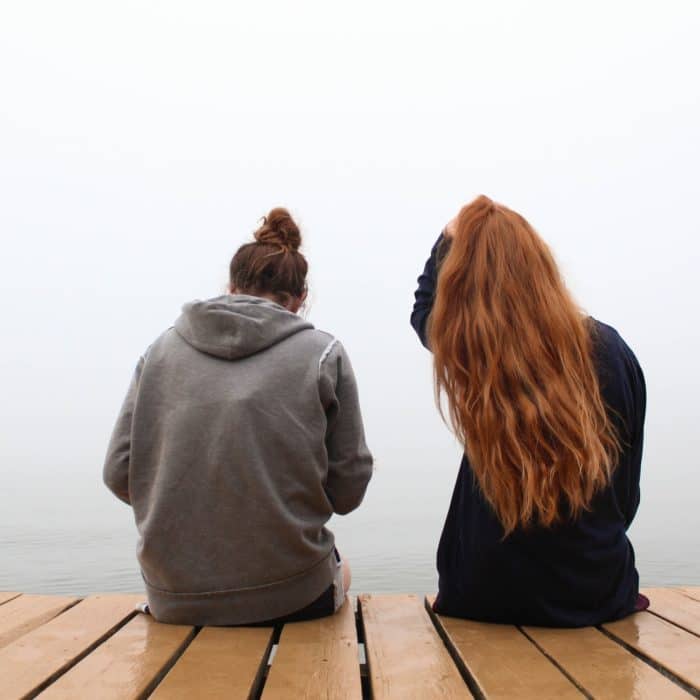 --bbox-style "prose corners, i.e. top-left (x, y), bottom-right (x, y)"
top-left (174, 294), bottom-right (314, 360)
